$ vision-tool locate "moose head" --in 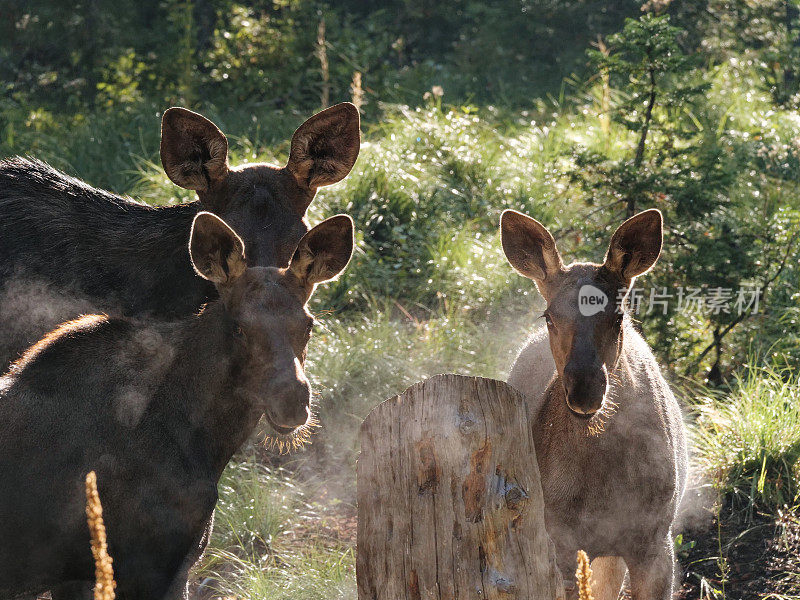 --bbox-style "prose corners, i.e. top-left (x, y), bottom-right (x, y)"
top-left (189, 211), bottom-right (354, 433)
top-left (501, 209), bottom-right (663, 417)
top-left (161, 103), bottom-right (360, 270)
